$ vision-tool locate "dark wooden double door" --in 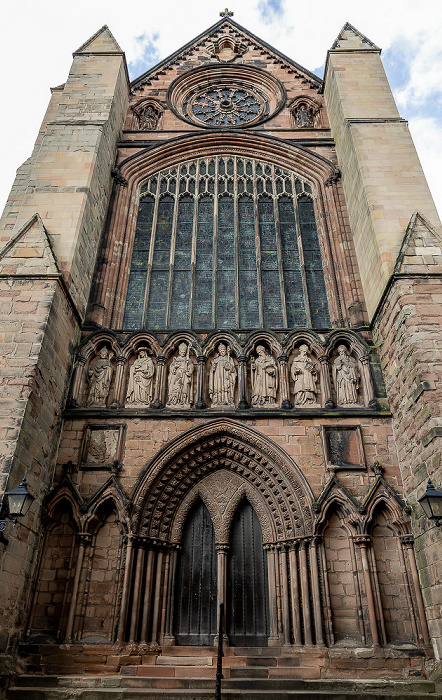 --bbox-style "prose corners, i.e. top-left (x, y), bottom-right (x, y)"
top-left (174, 499), bottom-right (269, 646)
